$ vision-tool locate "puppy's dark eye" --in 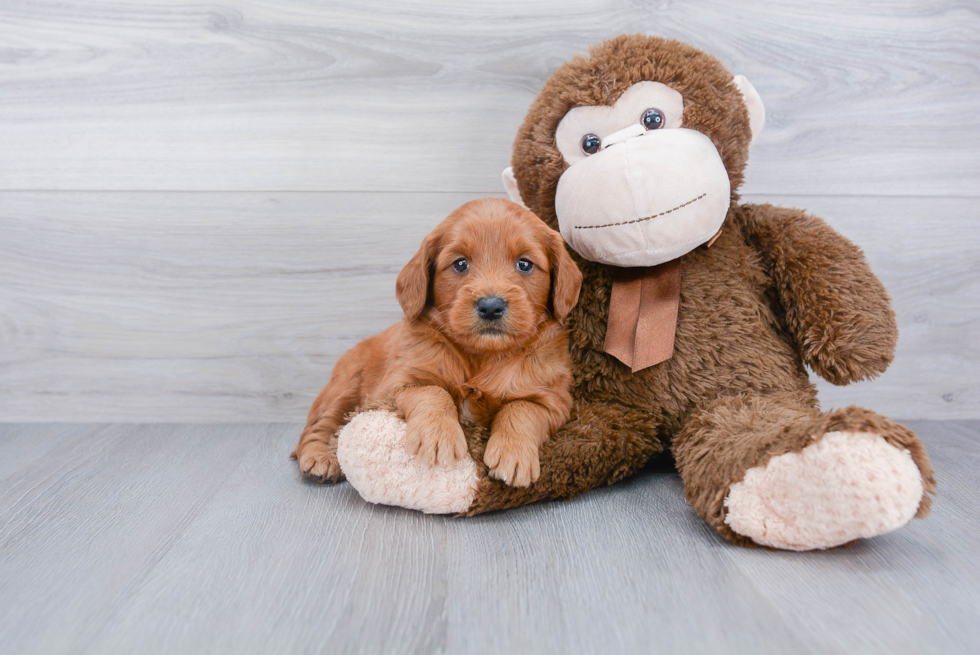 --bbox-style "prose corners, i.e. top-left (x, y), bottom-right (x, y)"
top-left (581, 134), bottom-right (601, 155)
top-left (641, 108), bottom-right (665, 130)
top-left (516, 258), bottom-right (534, 274)
top-left (452, 258), bottom-right (468, 274)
